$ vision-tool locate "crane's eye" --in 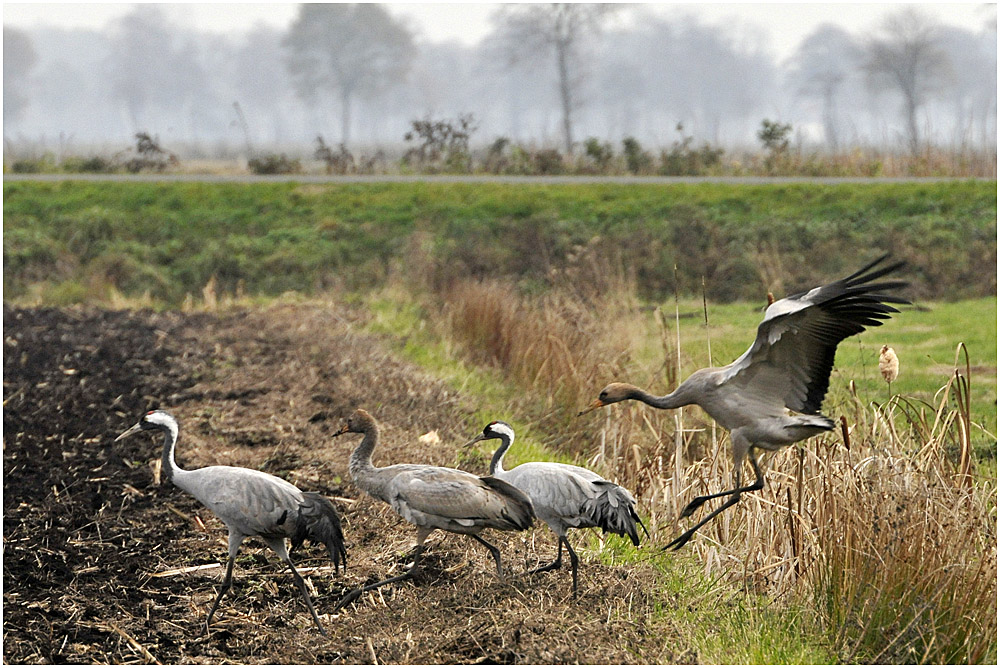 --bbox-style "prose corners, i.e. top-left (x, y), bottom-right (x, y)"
top-left (599, 391), bottom-right (607, 400)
